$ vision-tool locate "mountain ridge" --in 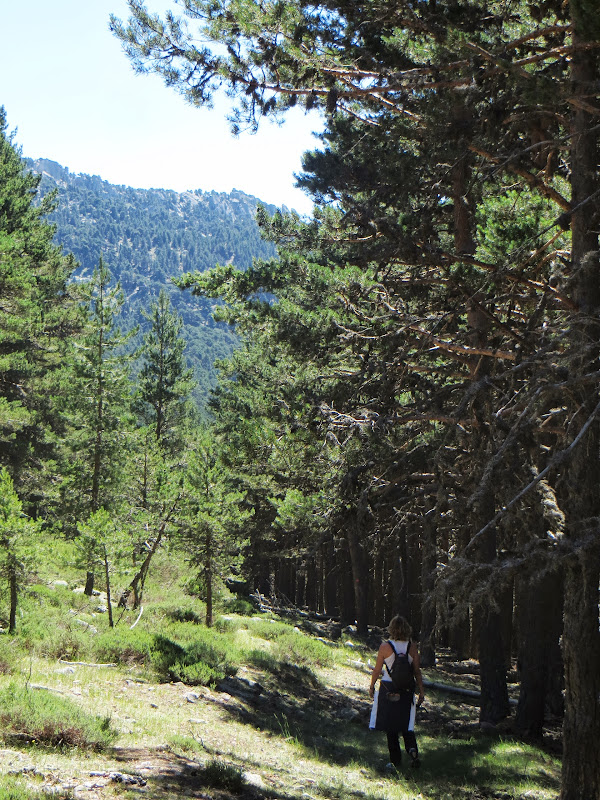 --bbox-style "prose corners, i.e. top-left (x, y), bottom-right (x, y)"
top-left (27, 157), bottom-right (281, 407)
